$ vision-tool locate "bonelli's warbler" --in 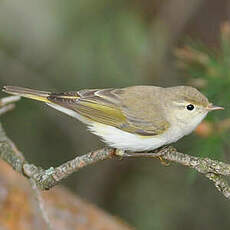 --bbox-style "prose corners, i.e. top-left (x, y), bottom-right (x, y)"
top-left (3, 85), bottom-right (223, 152)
